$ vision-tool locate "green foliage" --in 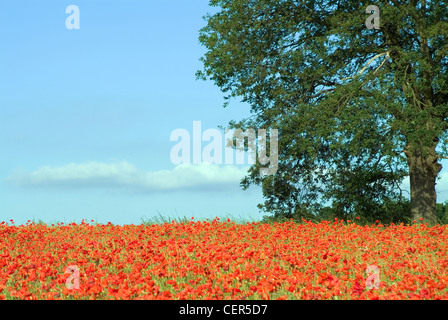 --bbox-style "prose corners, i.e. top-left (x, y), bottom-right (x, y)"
top-left (259, 197), bottom-right (413, 225)
top-left (198, 0), bottom-right (448, 223)
top-left (436, 201), bottom-right (448, 224)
